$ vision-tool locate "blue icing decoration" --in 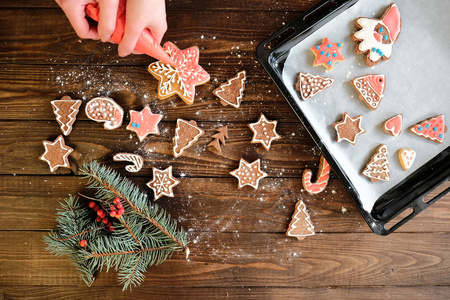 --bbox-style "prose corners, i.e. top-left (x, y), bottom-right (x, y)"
top-left (132, 122), bottom-right (136, 127)
top-left (337, 43), bottom-right (342, 47)
top-left (316, 46), bottom-right (320, 50)
top-left (320, 51), bottom-right (325, 55)
top-left (379, 28), bottom-right (383, 33)
top-left (332, 53), bottom-right (337, 57)
top-left (327, 61), bottom-right (332, 66)
top-left (418, 126), bottom-right (423, 131)
top-left (384, 35), bottom-right (388, 41)
top-left (433, 127), bottom-right (438, 132)
top-left (426, 124), bottom-right (430, 129)
top-left (372, 47), bottom-right (377, 52)
top-left (439, 134), bottom-right (443, 139)
top-left (136, 123), bottom-right (140, 128)
top-left (327, 44), bottom-right (332, 48)
top-left (326, 53), bottom-right (330, 57)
